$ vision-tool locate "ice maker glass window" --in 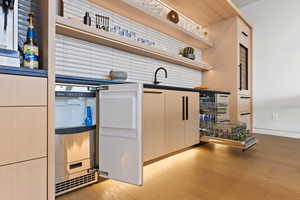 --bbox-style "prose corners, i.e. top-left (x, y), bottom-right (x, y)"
top-left (55, 84), bottom-right (97, 129)
top-left (55, 97), bottom-right (96, 128)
